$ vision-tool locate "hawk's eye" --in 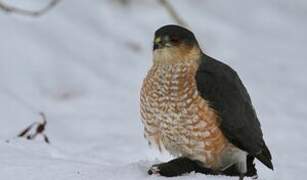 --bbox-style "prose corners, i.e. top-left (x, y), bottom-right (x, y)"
top-left (170, 36), bottom-right (179, 43)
